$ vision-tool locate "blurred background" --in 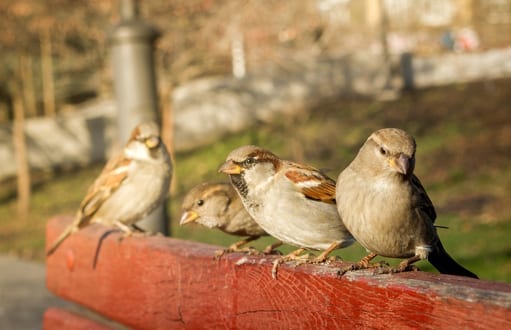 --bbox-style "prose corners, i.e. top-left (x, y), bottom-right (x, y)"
top-left (0, 0), bottom-right (510, 284)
